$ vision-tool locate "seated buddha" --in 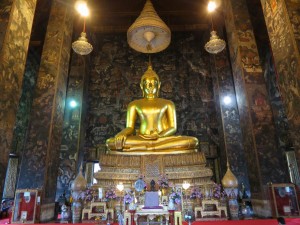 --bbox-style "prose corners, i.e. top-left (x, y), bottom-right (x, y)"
top-left (106, 65), bottom-right (198, 153)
